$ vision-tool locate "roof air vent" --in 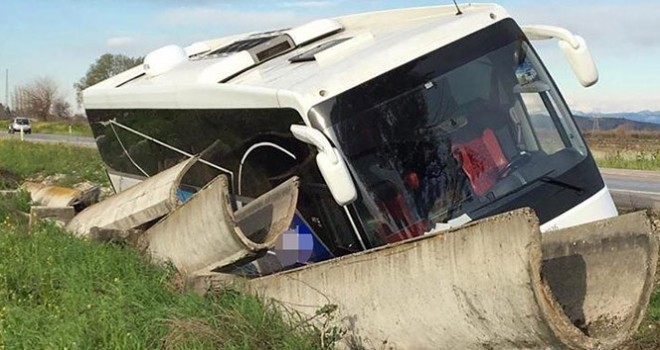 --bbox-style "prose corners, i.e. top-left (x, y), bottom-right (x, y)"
top-left (207, 35), bottom-right (278, 57)
top-left (289, 38), bottom-right (351, 62)
top-left (144, 45), bottom-right (188, 77)
top-left (248, 35), bottom-right (295, 62)
top-left (206, 35), bottom-right (295, 64)
top-left (287, 19), bottom-right (344, 46)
